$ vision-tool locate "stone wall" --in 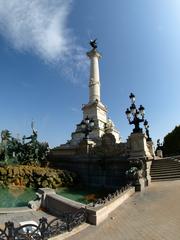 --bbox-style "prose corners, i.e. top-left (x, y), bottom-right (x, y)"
top-left (49, 132), bottom-right (154, 189)
top-left (48, 151), bottom-right (129, 188)
top-left (39, 187), bottom-right (135, 225)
